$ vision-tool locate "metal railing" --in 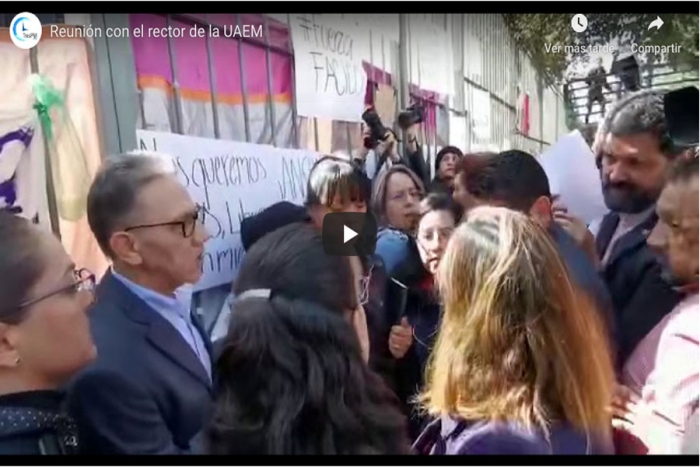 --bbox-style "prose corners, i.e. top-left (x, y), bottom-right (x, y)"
top-left (157, 14), bottom-right (298, 148)
top-left (565, 64), bottom-right (698, 120)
